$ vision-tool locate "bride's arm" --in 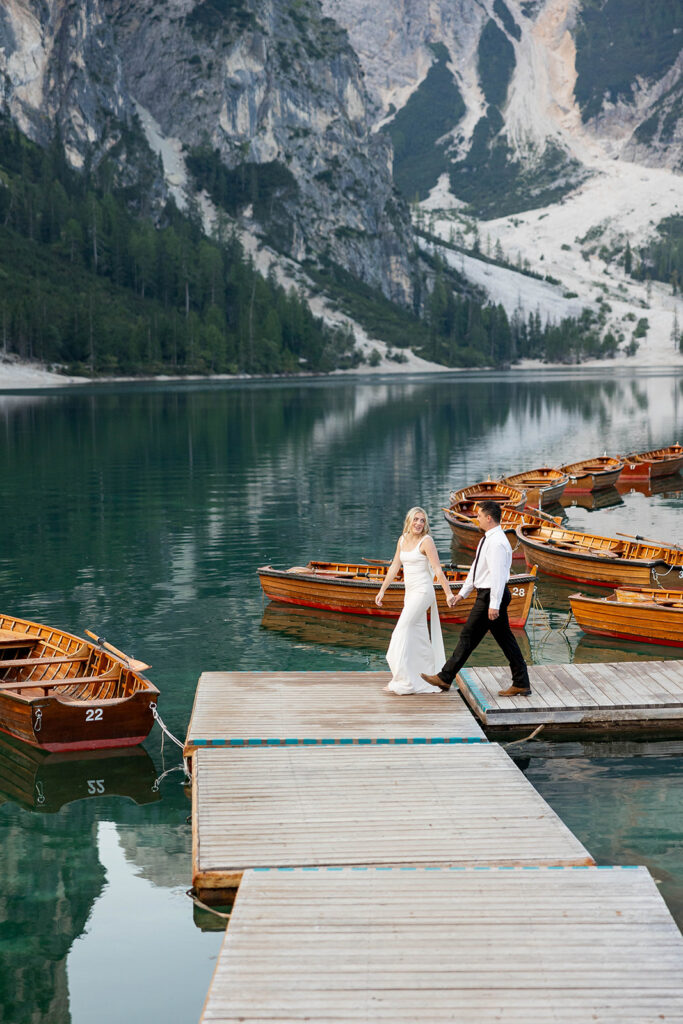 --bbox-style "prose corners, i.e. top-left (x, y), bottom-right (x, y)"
top-left (421, 536), bottom-right (458, 607)
top-left (375, 539), bottom-right (402, 606)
